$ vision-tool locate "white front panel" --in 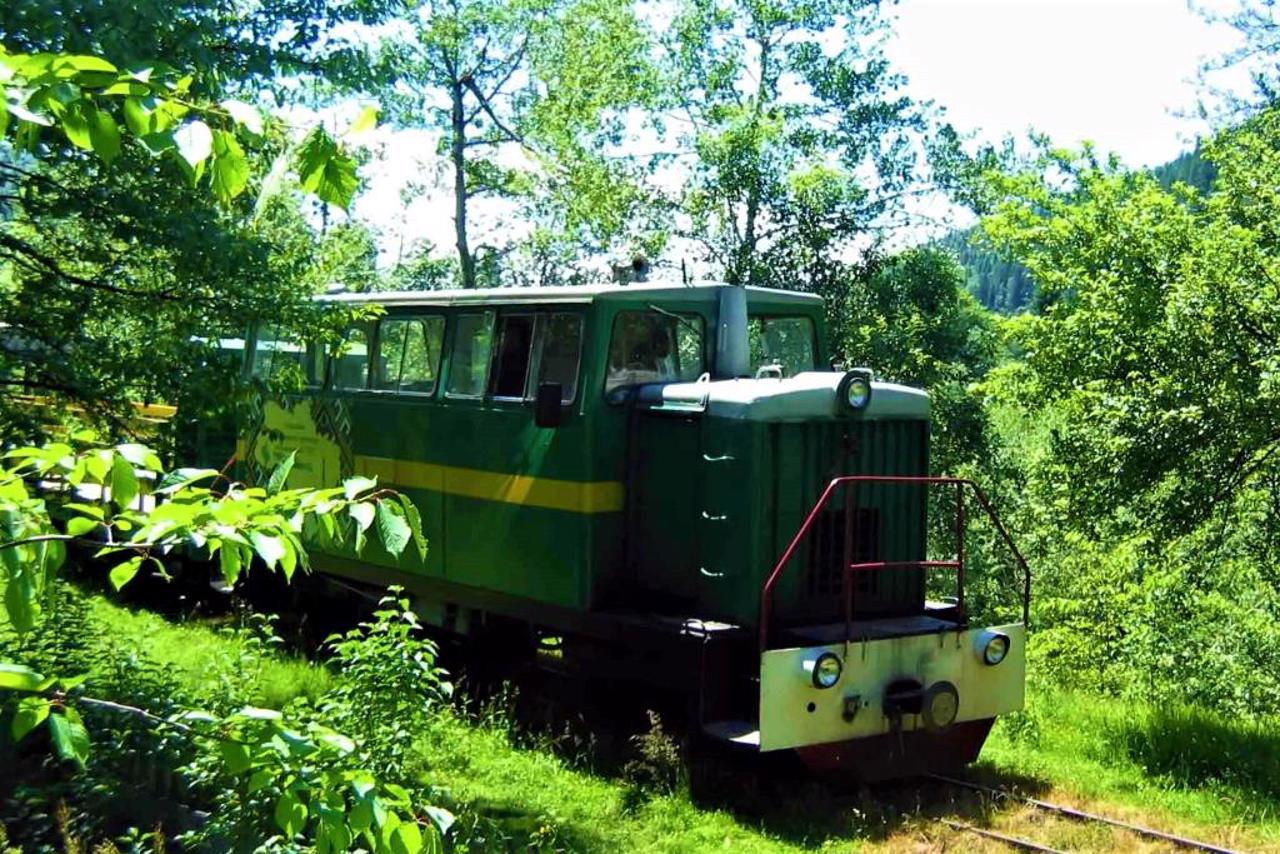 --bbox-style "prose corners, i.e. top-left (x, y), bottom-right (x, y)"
top-left (758, 624), bottom-right (1025, 751)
